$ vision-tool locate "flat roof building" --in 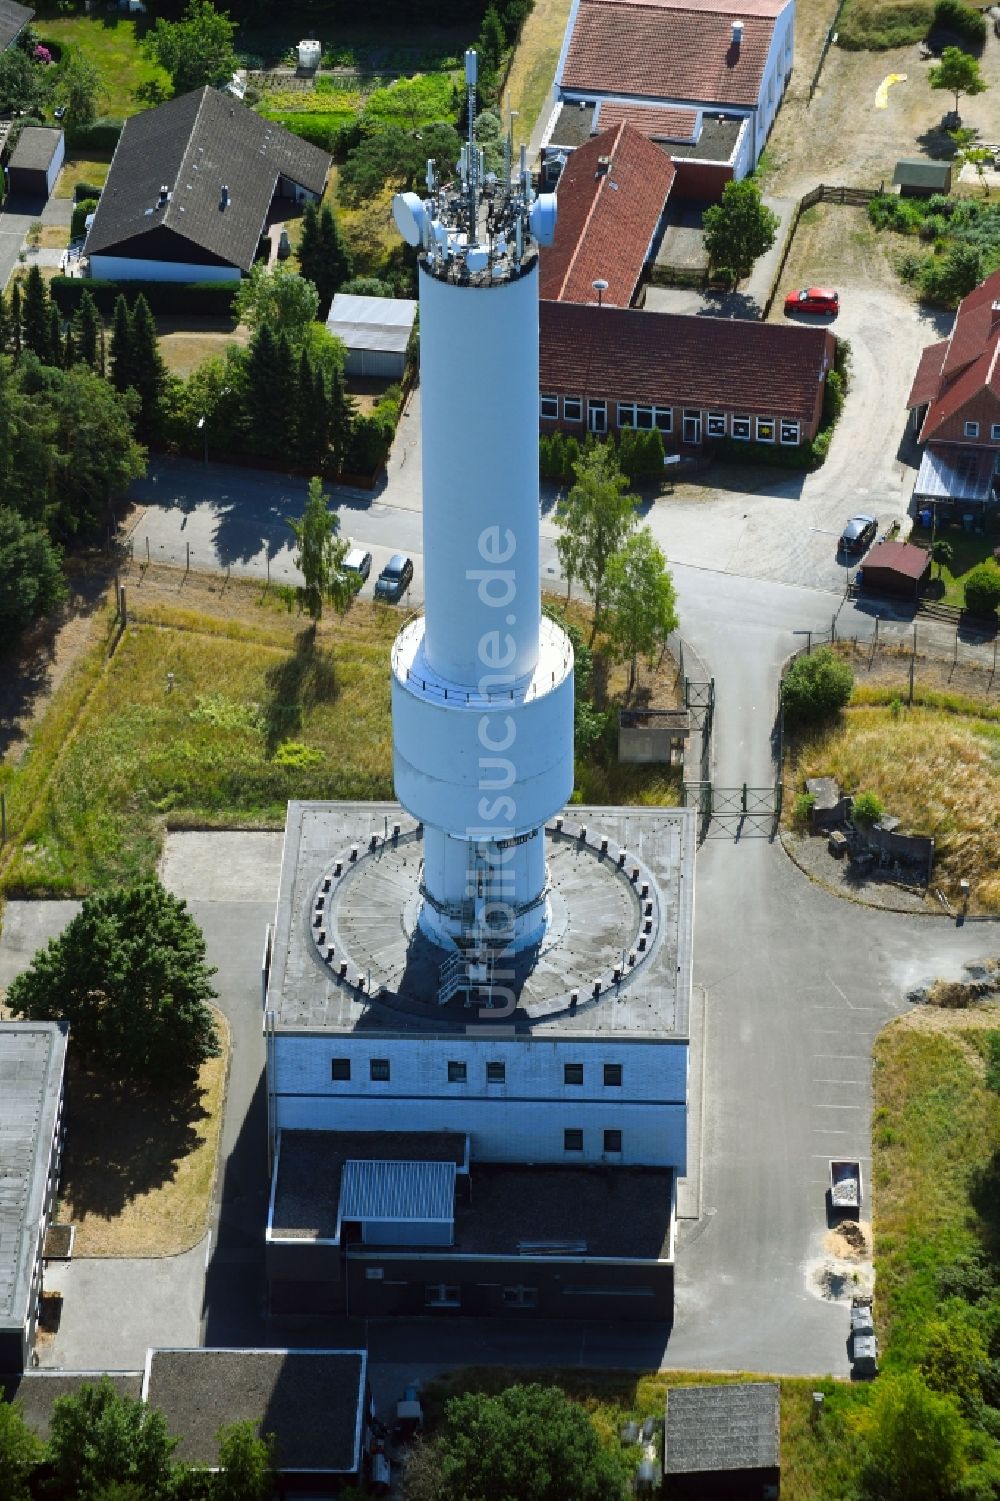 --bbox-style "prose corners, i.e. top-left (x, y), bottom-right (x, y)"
top-left (0, 1022), bottom-right (68, 1376)
top-left (7, 126), bottom-right (64, 200)
top-left (325, 293), bottom-right (417, 379)
top-left (664, 1382), bottom-right (781, 1498)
